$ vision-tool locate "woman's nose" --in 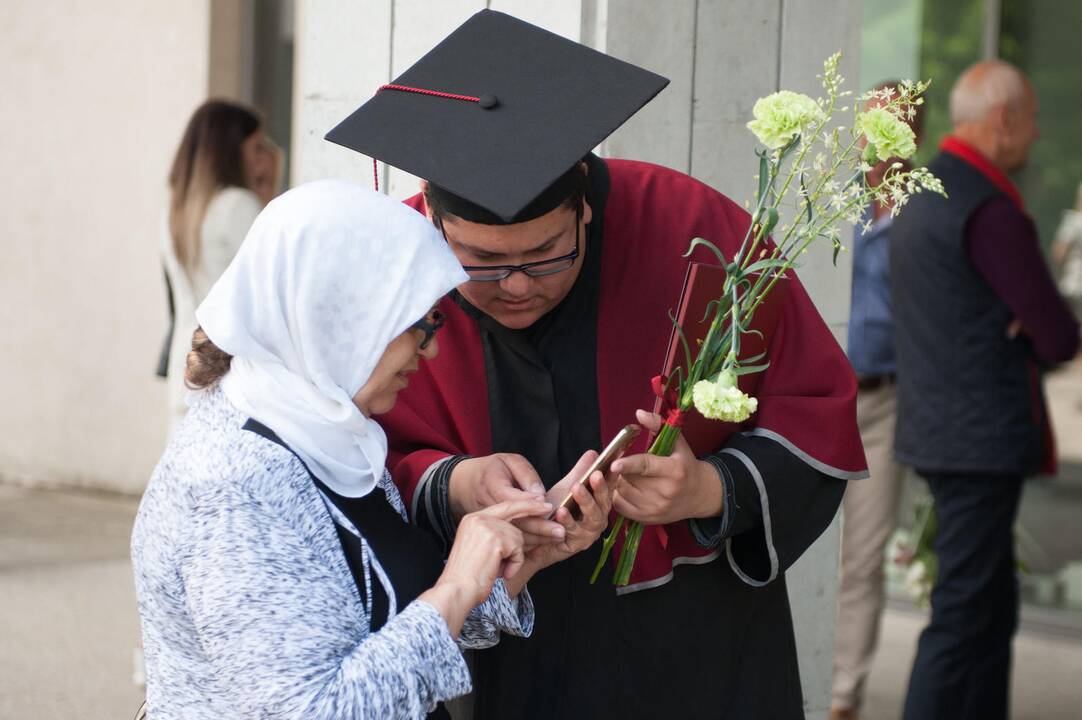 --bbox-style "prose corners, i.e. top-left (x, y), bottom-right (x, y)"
top-left (420, 337), bottom-right (439, 360)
